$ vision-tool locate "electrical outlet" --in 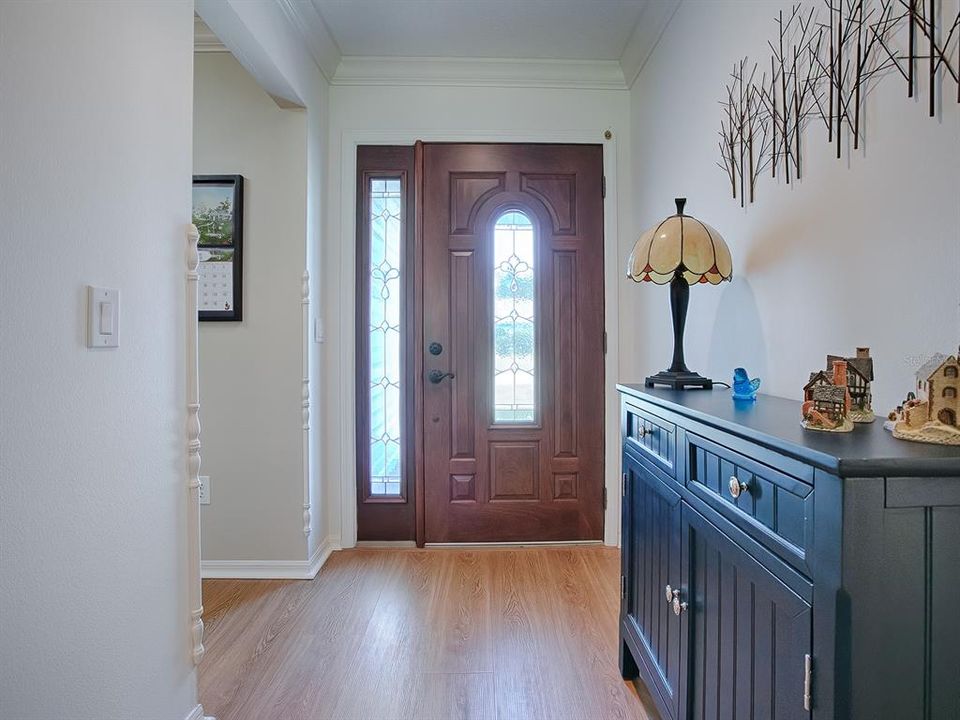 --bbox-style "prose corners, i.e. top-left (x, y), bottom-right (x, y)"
top-left (198, 475), bottom-right (210, 505)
